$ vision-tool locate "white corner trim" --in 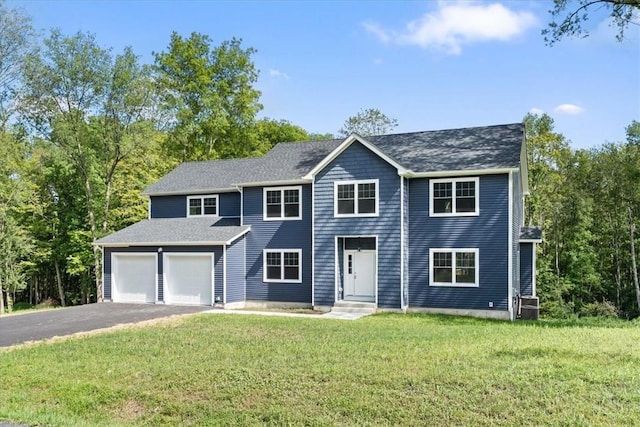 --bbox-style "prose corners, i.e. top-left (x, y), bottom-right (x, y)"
top-left (508, 171), bottom-right (514, 320)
